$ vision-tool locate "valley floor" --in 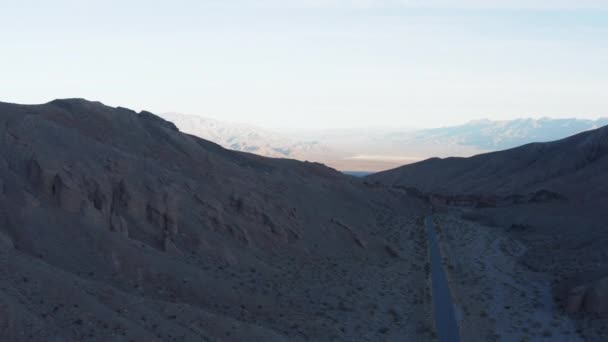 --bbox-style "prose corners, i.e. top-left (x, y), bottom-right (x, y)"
top-left (432, 212), bottom-right (584, 342)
